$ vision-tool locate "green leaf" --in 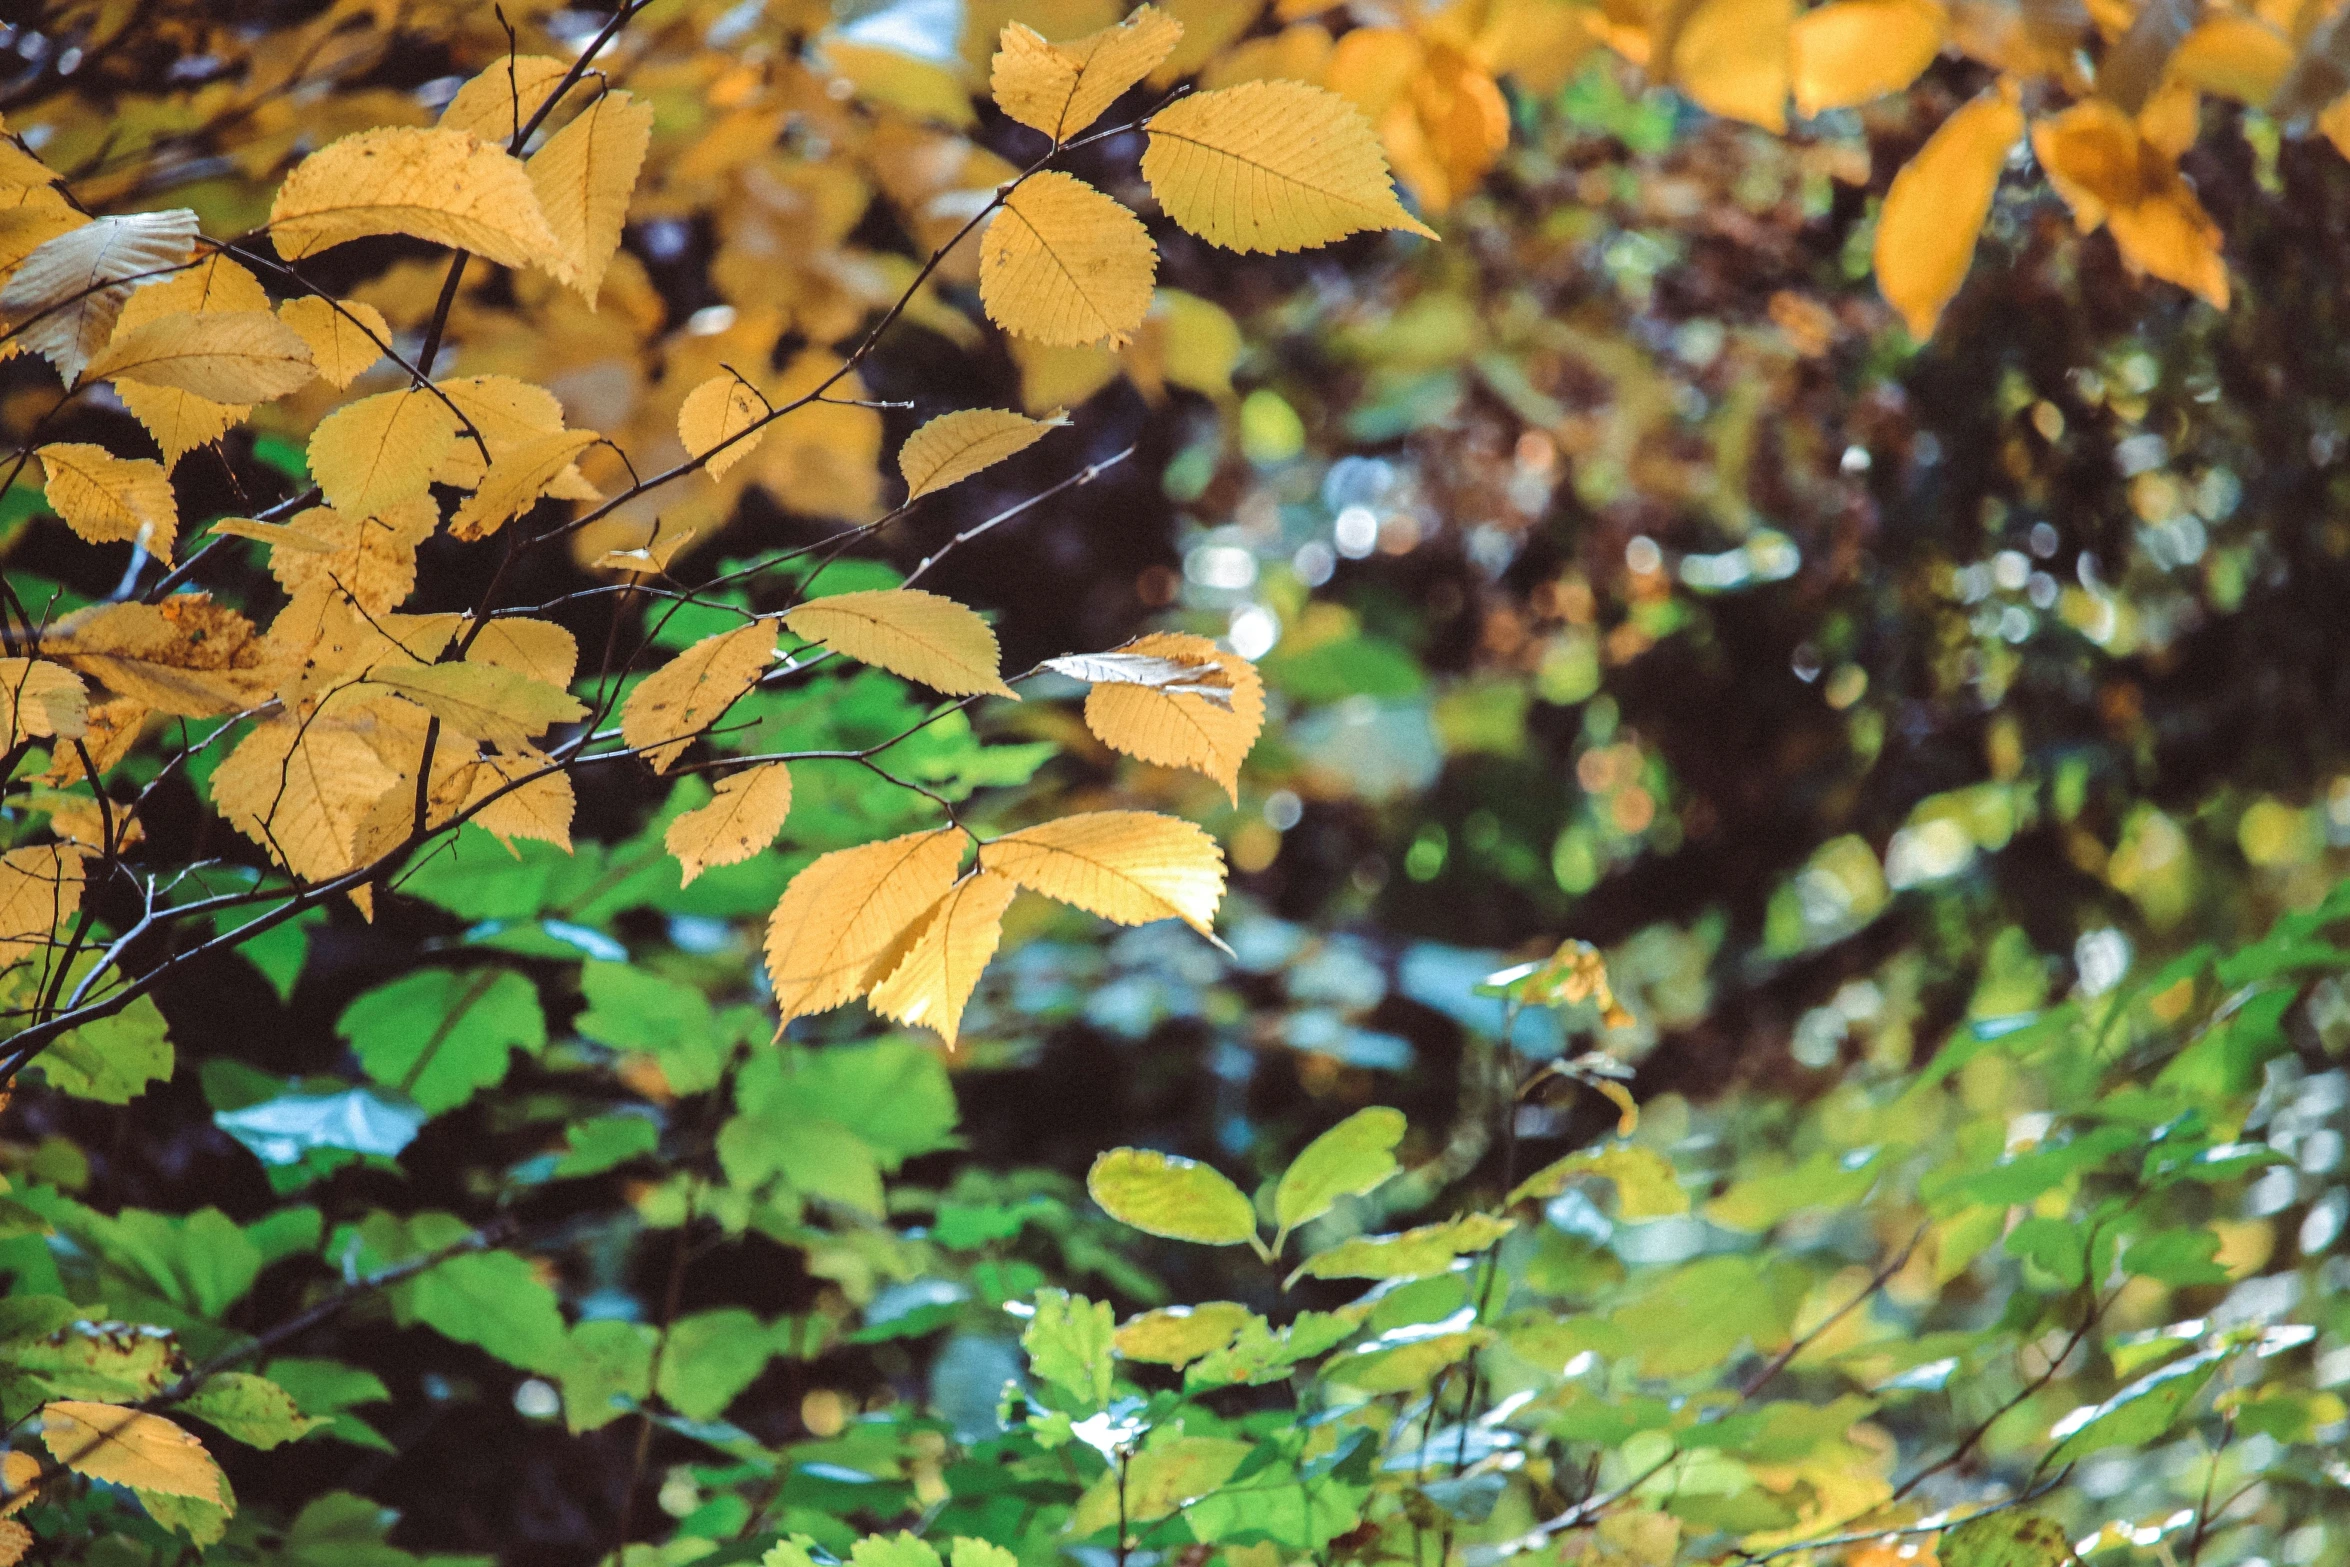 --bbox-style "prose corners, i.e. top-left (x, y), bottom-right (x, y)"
top-left (1274, 1106), bottom-right (1405, 1236)
top-left (404, 1249), bottom-right (568, 1374)
top-left (949, 1541), bottom-right (1017, 1567)
top-left (338, 967), bottom-right (545, 1113)
top-left (553, 1113), bottom-right (659, 1177)
top-left (181, 1371), bottom-right (328, 1449)
top-left (734, 1039), bottom-right (959, 1169)
top-left (1088, 1148), bottom-right (1258, 1246)
top-left (1704, 1147), bottom-right (1879, 1233)
top-left (1509, 1145), bottom-right (1687, 1219)
top-left (848, 1533), bottom-right (942, 1567)
top-left (1070, 1435), bottom-right (1254, 1534)
top-left (2121, 1226), bottom-right (2230, 1285)
top-left (1023, 1288), bottom-right (1115, 1414)
top-left (1940, 1511), bottom-right (2078, 1567)
top-left (39, 995), bottom-right (173, 1103)
top-left (657, 1308), bottom-right (777, 1421)
top-left (575, 961), bottom-right (728, 1094)
top-left (1294, 1213), bottom-right (1514, 1283)
top-left (558, 1318), bottom-right (654, 1433)
top-left (264, 1358), bottom-right (392, 1451)
top-left (2048, 1347), bottom-right (2227, 1462)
